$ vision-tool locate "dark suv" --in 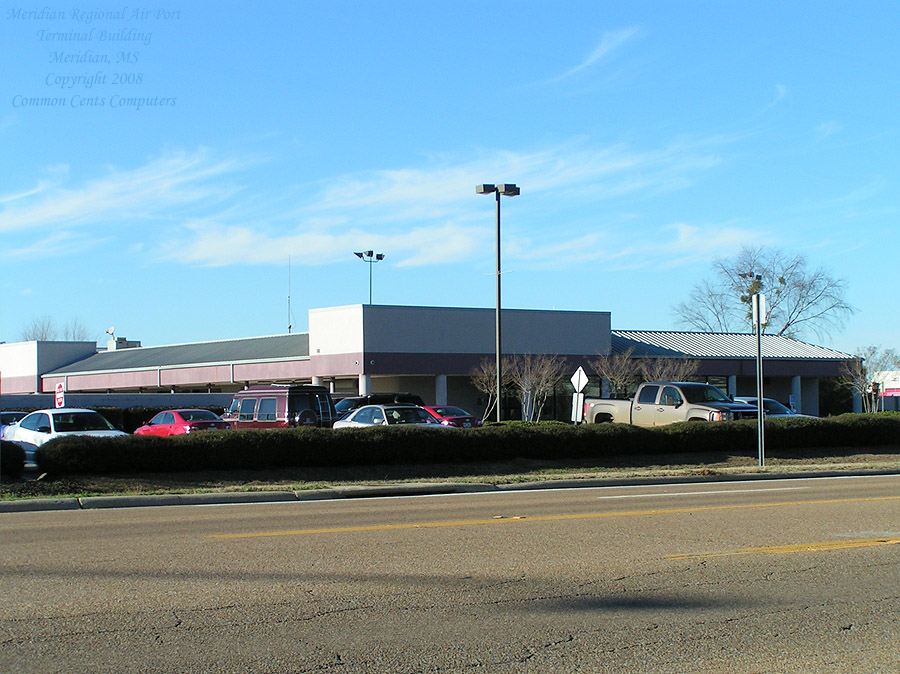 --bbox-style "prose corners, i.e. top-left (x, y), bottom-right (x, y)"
top-left (334, 392), bottom-right (425, 418)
